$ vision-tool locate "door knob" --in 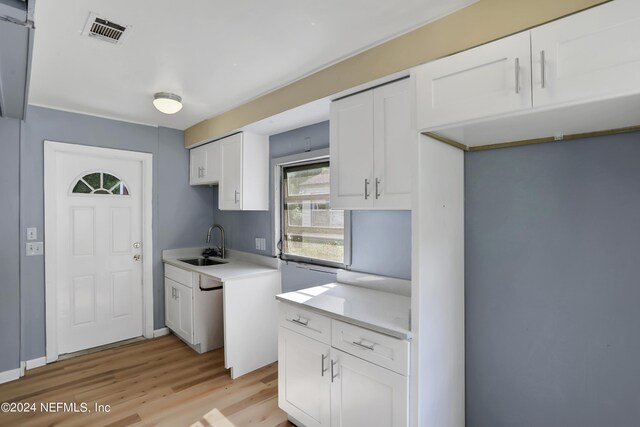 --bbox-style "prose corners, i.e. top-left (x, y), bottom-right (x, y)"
top-left (133, 254), bottom-right (141, 261)
top-left (133, 242), bottom-right (141, 249)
